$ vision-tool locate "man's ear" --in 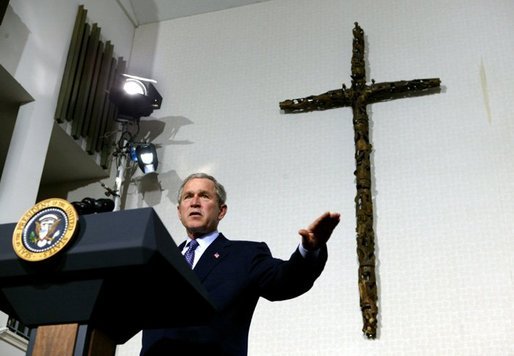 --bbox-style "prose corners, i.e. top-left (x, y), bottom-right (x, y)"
top-left (218, 204), bottom-right (227, 220)
top-left (177, 204), bottom-right (182, 221)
